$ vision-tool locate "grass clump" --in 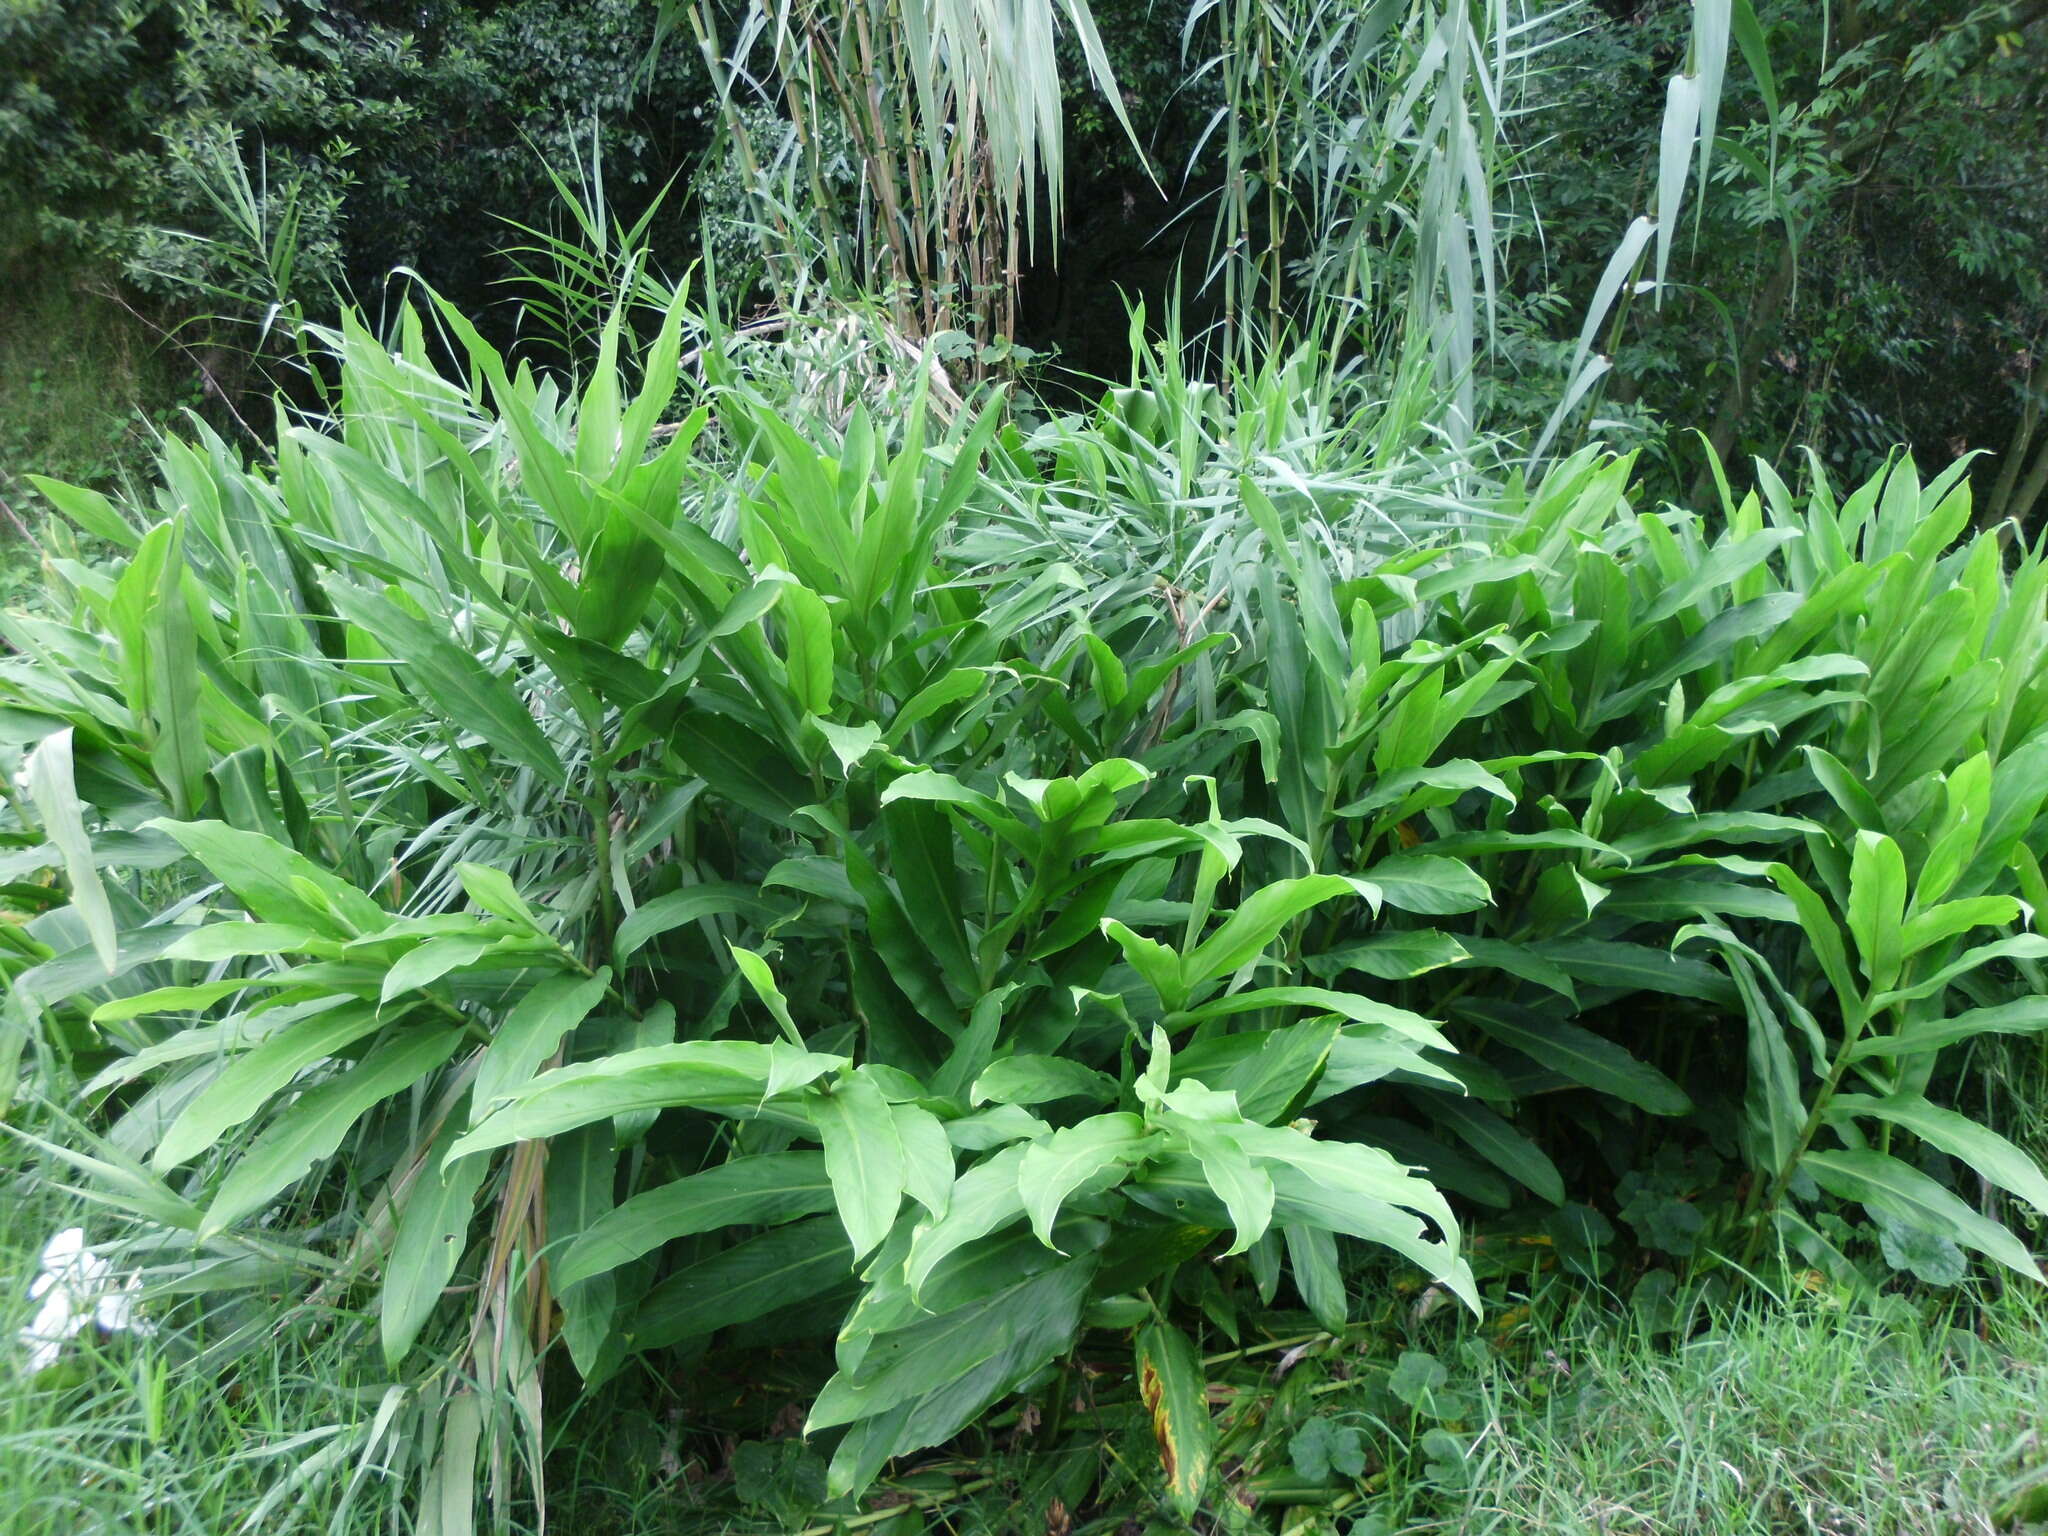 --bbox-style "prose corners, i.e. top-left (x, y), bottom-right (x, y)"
top-left (0, 1128), bottom-right (407, 1536)
top-left (0, 263), bottom-right (192, 495)
top-left (1411, 1292), bottom-right (2048, 1536)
